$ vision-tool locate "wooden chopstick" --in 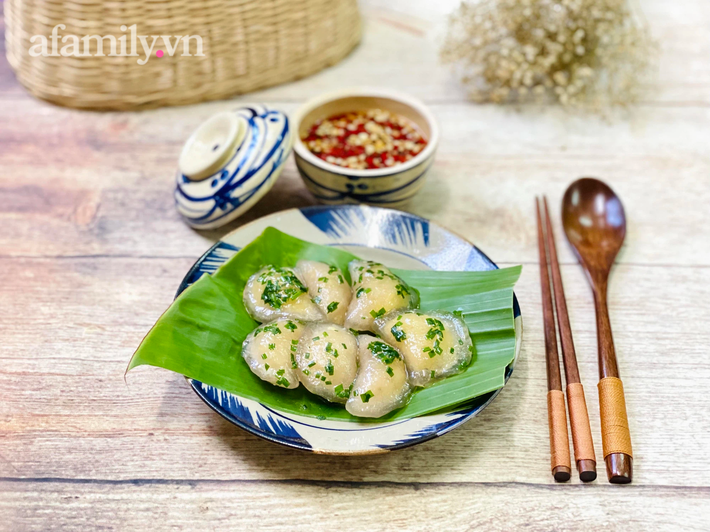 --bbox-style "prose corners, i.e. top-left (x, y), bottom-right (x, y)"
top-left (535, 197), bottom-right (571, 482)
top-left (543, 197), bottom-right (597, 482)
